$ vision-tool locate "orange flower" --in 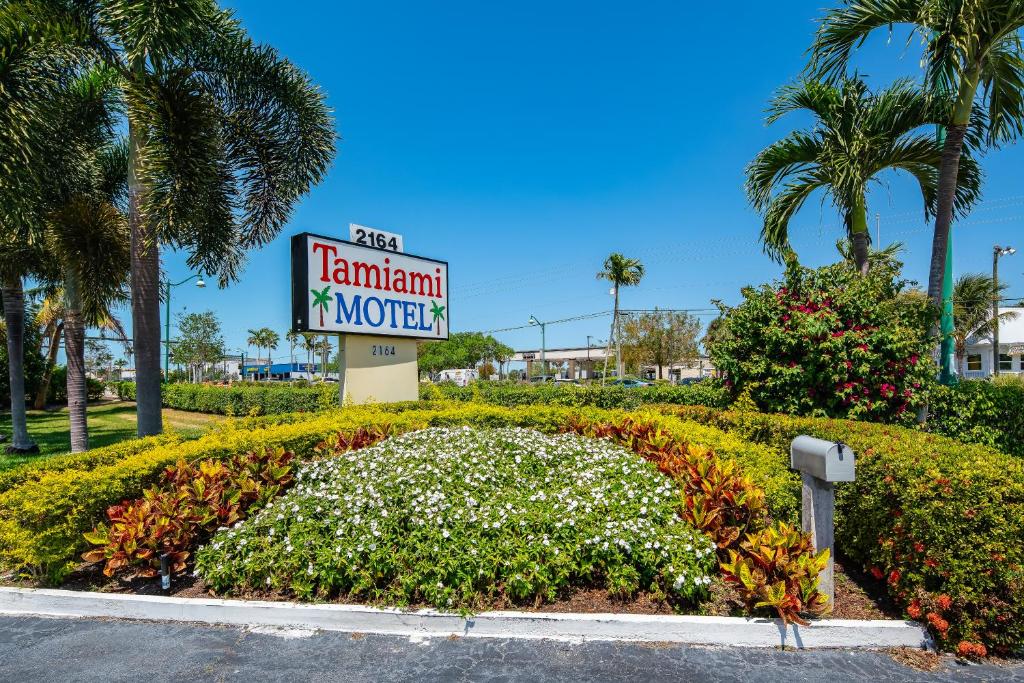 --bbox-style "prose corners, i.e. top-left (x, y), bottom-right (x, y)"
top-left (936, 594), bottom-right (952, 611)
top-left (927, 612), bottom-right (949, 634)
top-left (957, 641), bottom-right (987, 659)
top-left (907, 601), bottom-right (922, 620)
